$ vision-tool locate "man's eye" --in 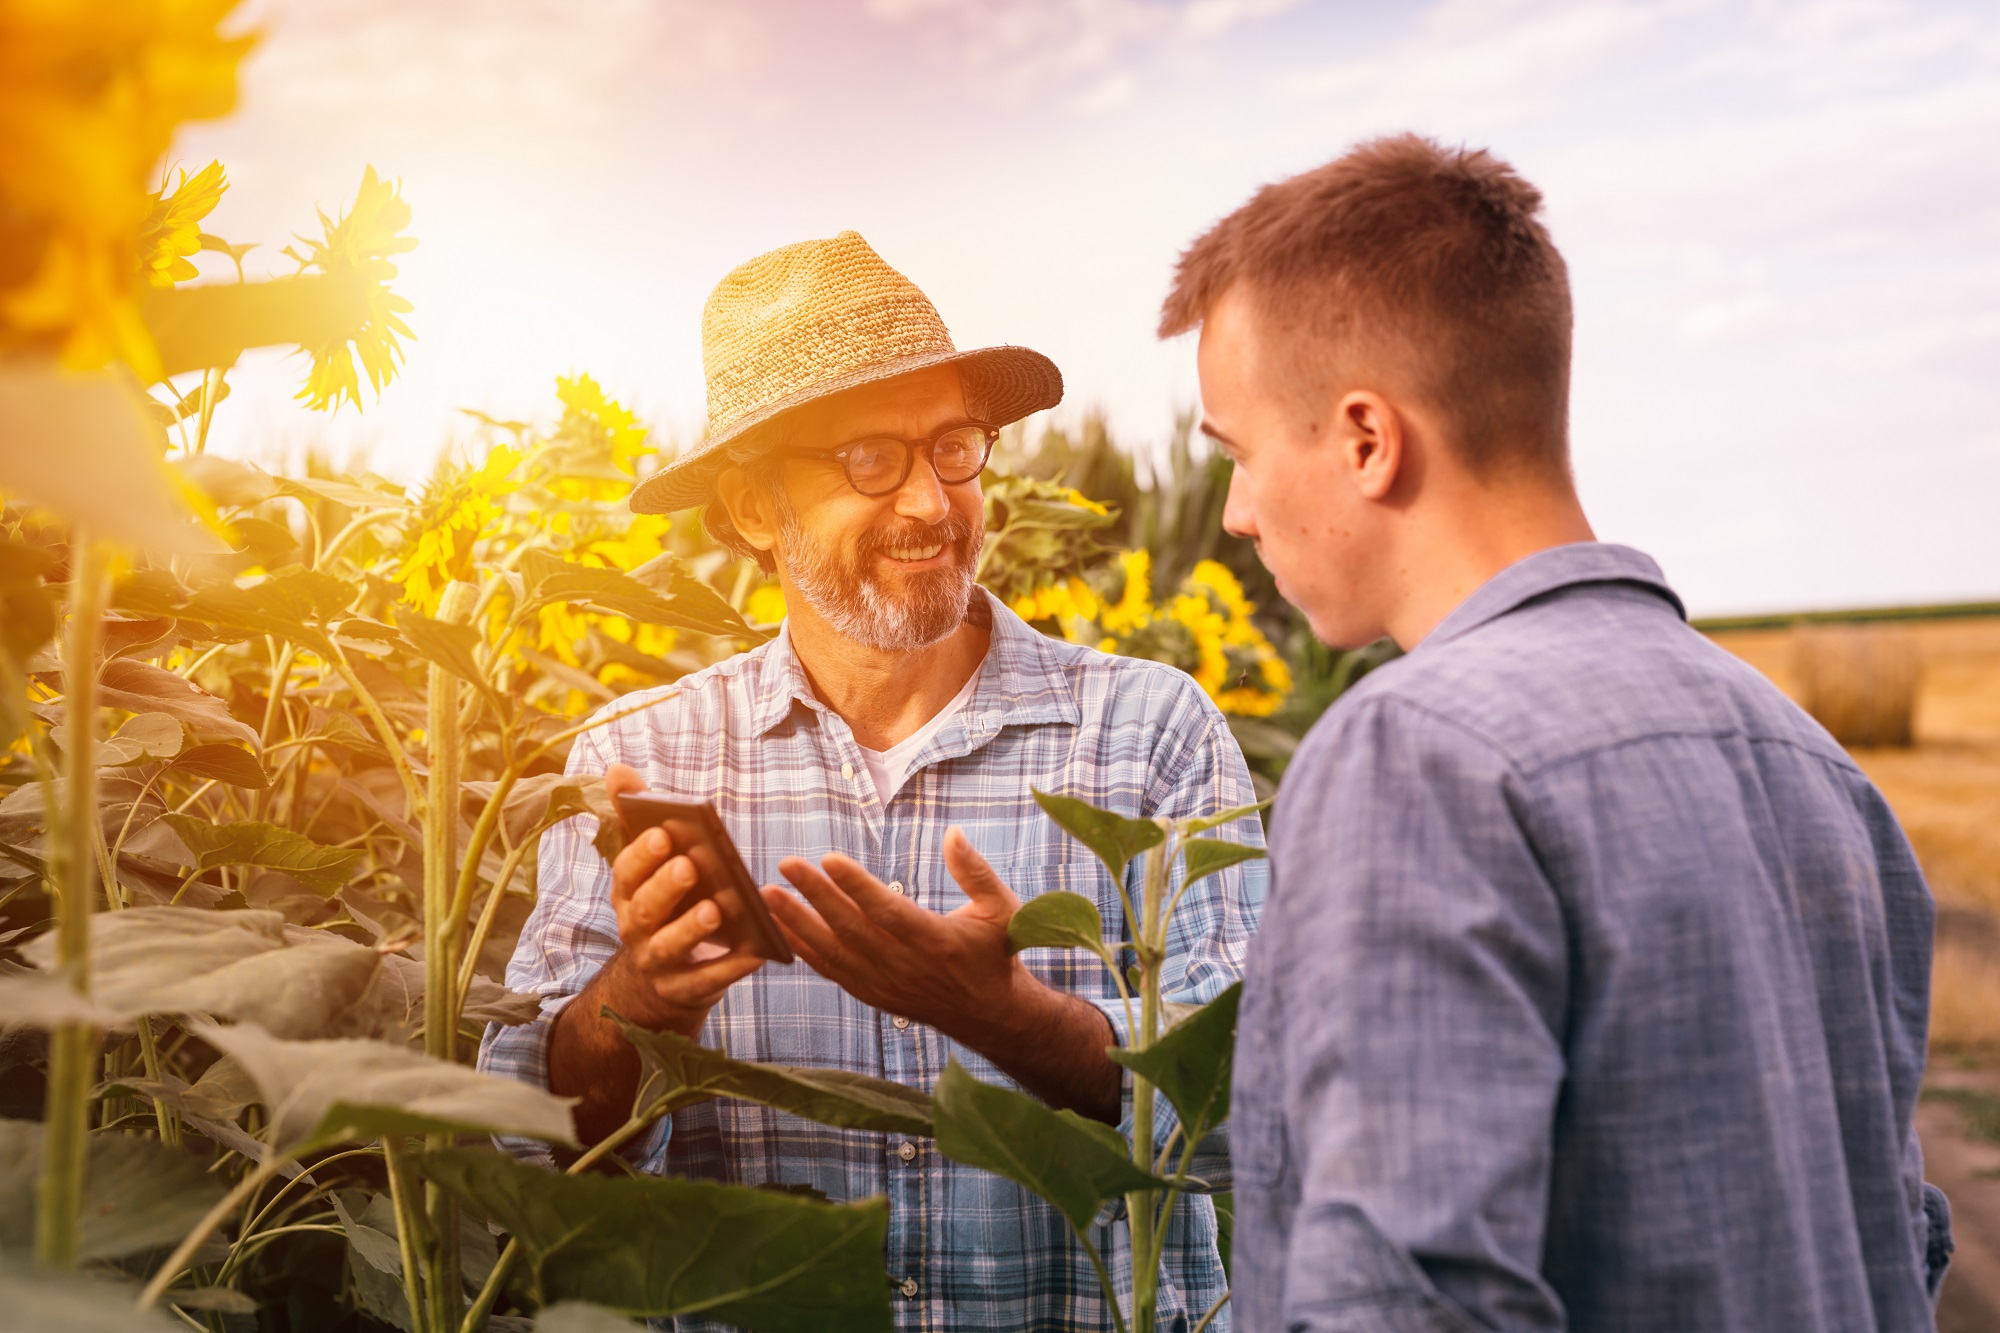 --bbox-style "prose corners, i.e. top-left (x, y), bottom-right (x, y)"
top-left (843, 440), bottom-right (899, 481)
